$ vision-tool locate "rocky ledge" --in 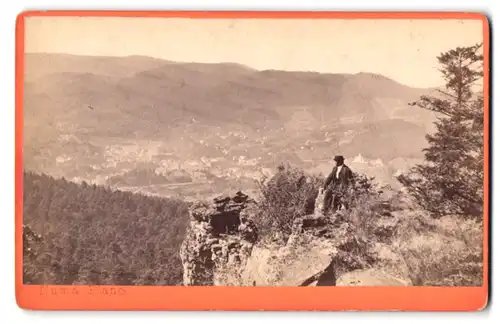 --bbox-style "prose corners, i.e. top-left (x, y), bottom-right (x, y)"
top-left (241, 211), bottom-right (377, 286)
top-left (180, 190), bottom-right (411, 287)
